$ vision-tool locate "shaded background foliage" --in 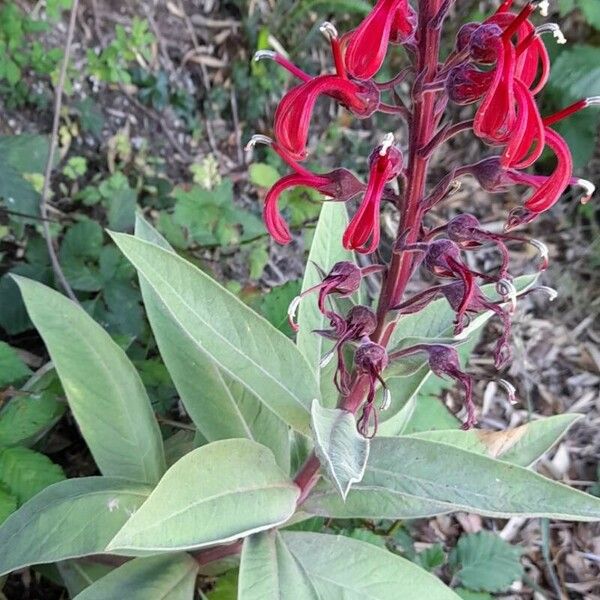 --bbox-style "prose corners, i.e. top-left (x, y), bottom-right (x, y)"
top-left (0, 0), bottom-right (598, 598)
